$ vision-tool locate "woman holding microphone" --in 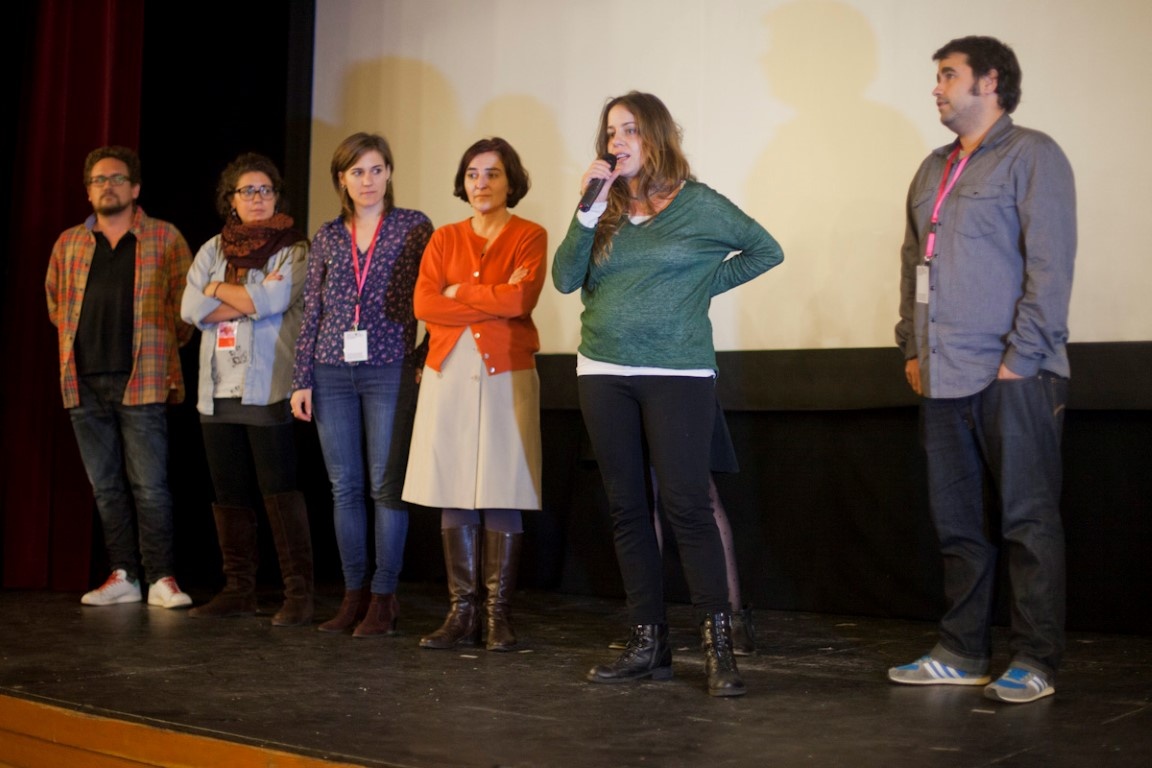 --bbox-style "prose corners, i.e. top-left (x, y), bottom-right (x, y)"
top-left (553, 92), bottom-right (783, 696)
